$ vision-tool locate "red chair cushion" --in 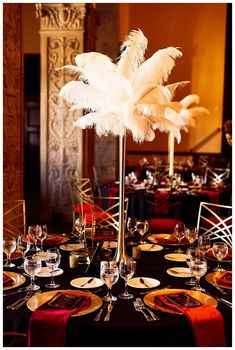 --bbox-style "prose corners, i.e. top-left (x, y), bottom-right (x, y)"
top-left (148, 218), bottom-right (184, 233)
top-left (74, 204), bottom-right (111, 225)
